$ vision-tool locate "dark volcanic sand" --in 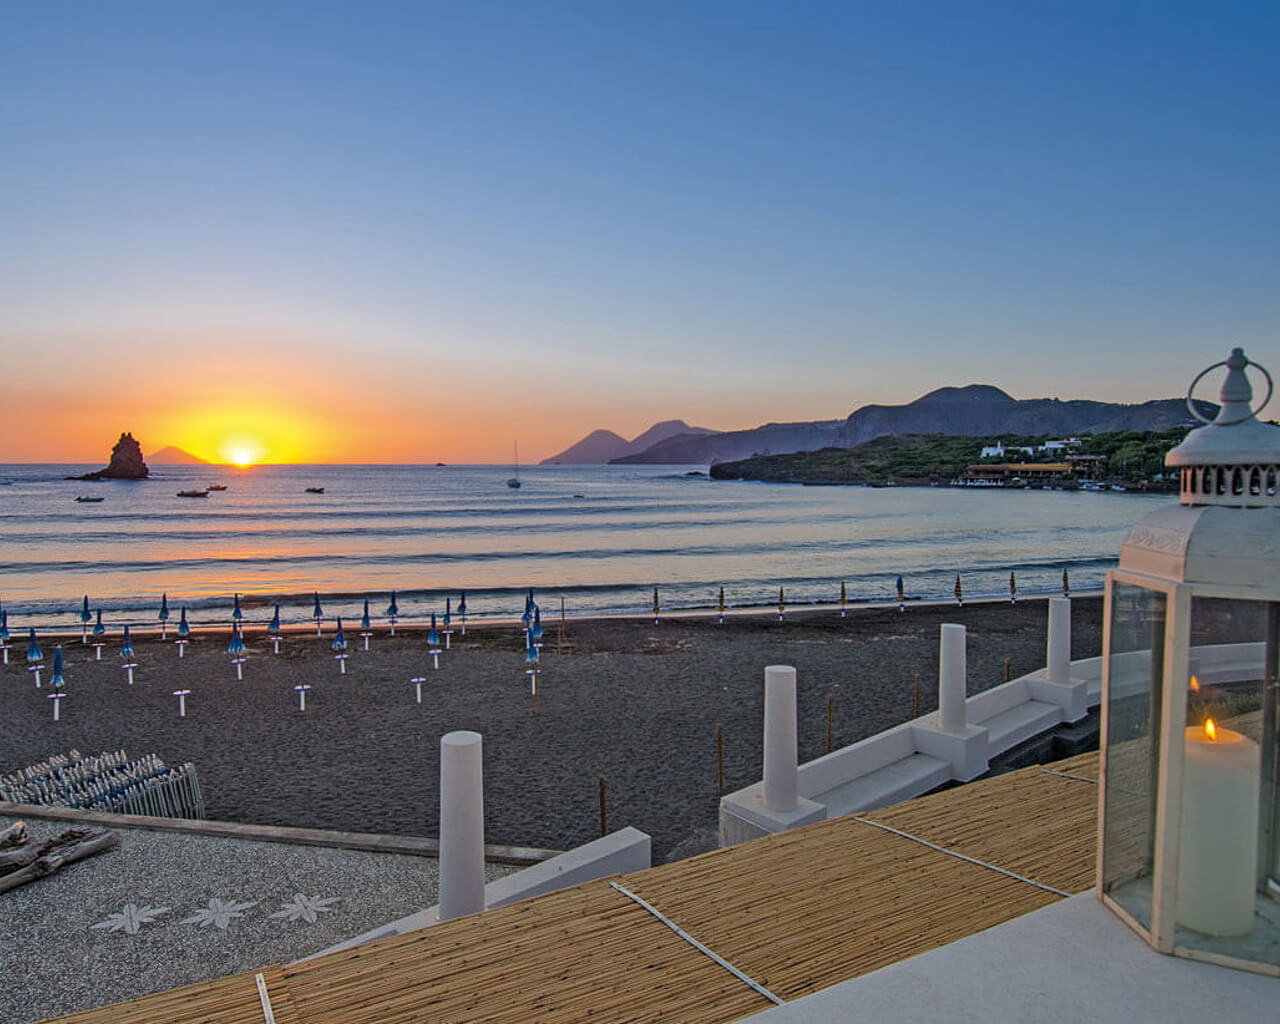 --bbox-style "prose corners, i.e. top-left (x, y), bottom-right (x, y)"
top-left (0, 597), bottom-right (1102, 862)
